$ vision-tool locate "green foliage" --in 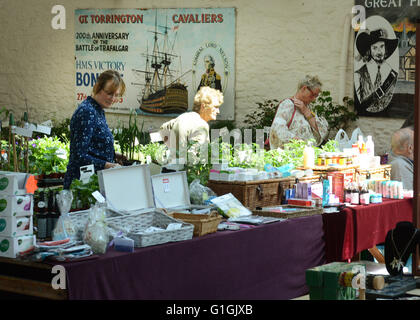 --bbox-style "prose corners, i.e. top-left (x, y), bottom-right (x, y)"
top-left (28, 136), bottom-right (69, 175)
top-left (50, 118), bottom-right (71, 143)
top-left (113, 111), bottom-right (150, 161)
top-left (70, 174), bottom-right (99, 209)
top-left (312, 91), bottom-right (358, 133)
top-left (243, 99), bottom-right (279, 129)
